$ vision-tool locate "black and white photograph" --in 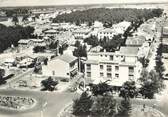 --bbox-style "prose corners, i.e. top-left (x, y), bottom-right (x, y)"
top-left (0, 0), bottom-right (168, 117)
